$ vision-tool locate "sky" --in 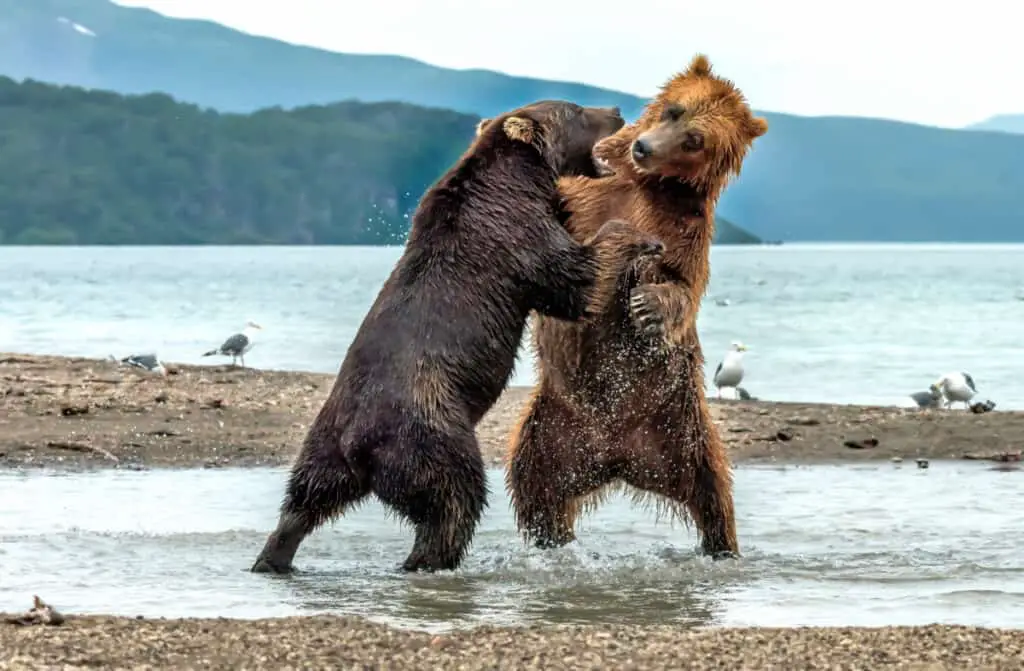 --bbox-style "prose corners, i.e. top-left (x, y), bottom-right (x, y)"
top-left (116, 0), bottom-right (1020, 129)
